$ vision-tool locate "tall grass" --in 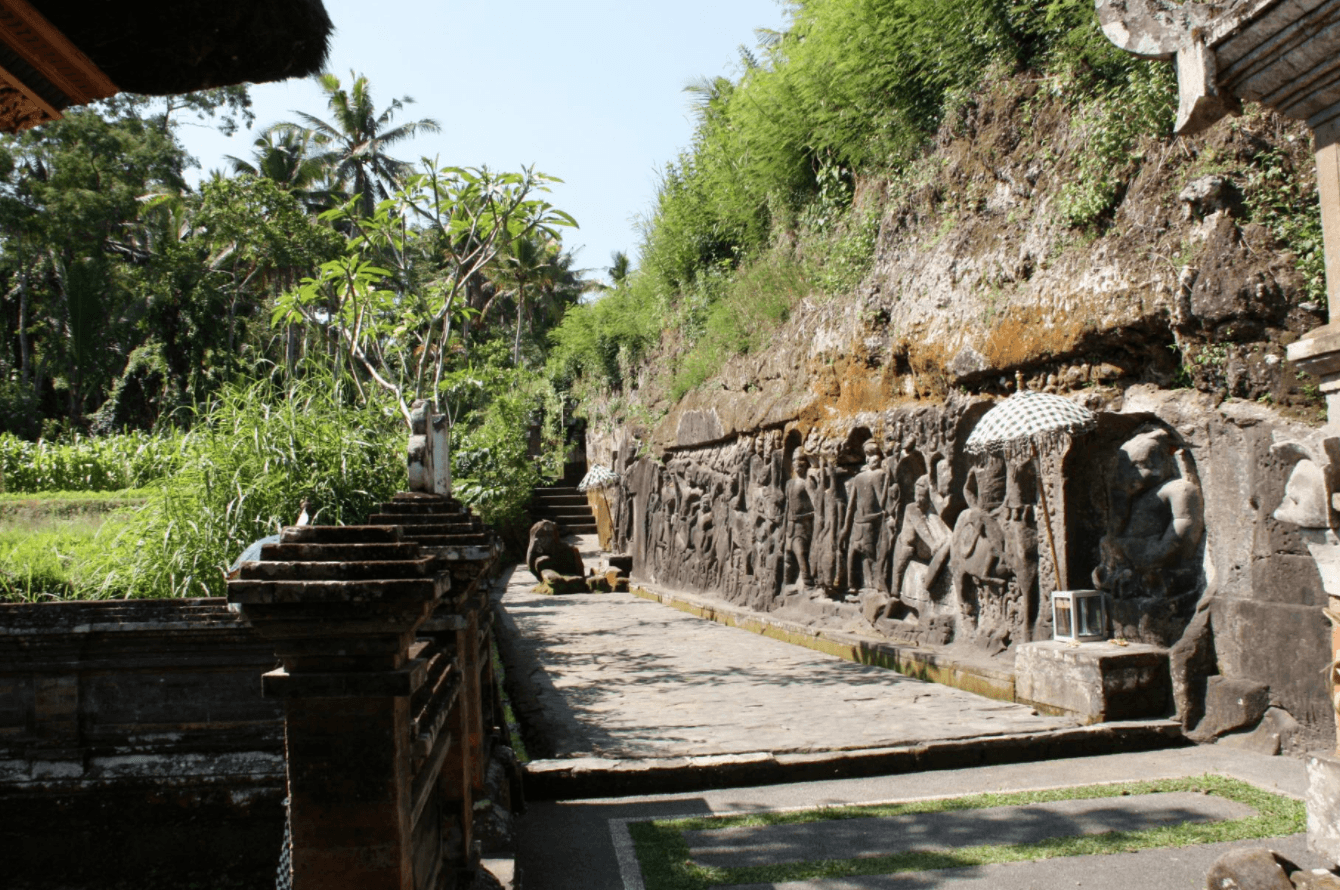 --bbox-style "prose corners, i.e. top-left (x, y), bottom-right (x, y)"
top-left (0, 430), bottom-right (187, 493)
top-left (85, 376), bottom-right (407, 599)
